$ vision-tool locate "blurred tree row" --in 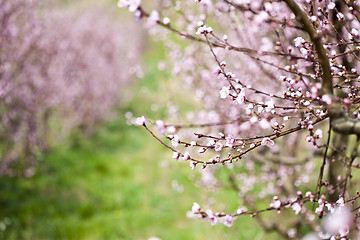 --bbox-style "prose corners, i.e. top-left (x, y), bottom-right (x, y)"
top-left (0, 0), bottom-right (143, 176)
